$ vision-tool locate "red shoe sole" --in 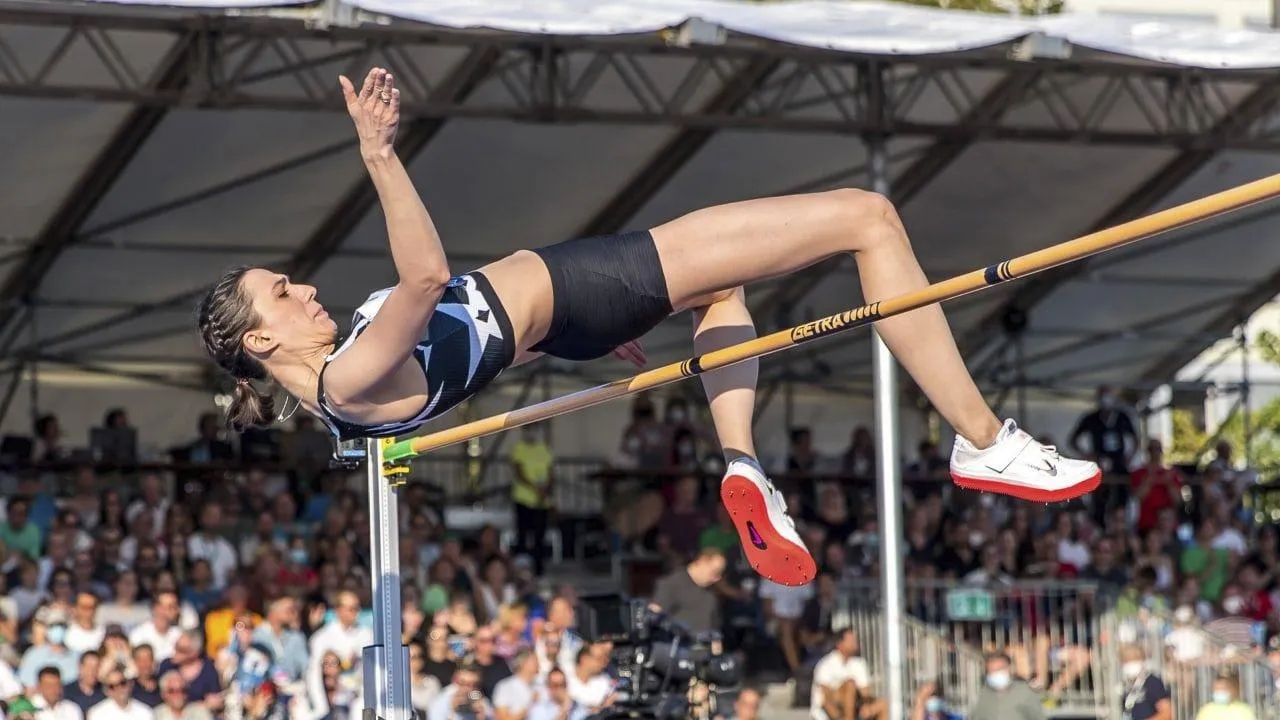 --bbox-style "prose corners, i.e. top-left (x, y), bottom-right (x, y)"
top-left (721, 474), bottom-right (816, 587)
top-left (951, 469), bottom-right (1102, 503)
